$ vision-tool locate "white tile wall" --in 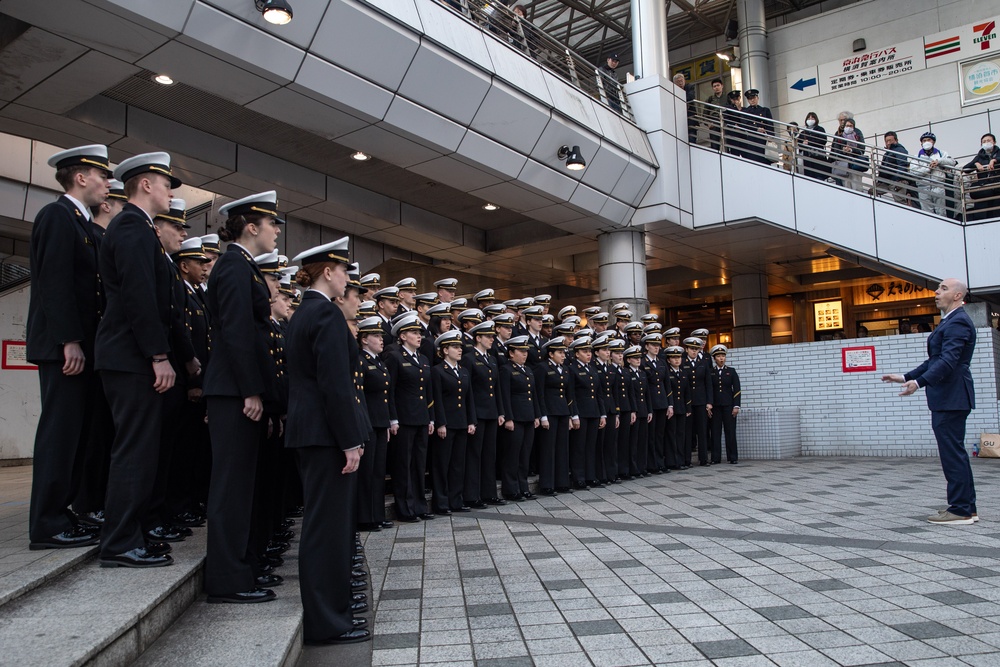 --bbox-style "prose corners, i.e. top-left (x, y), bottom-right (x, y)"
top-left (727, 328), bottom-right (1000, 457)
